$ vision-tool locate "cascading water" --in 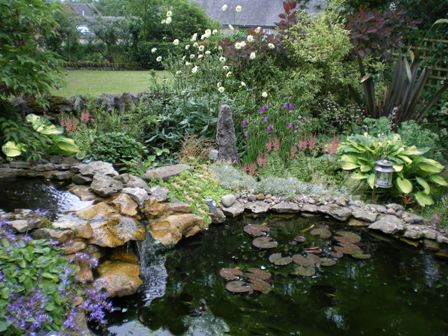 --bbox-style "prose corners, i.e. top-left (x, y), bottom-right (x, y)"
top-left (137, 227), bottom-right (168, 305)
